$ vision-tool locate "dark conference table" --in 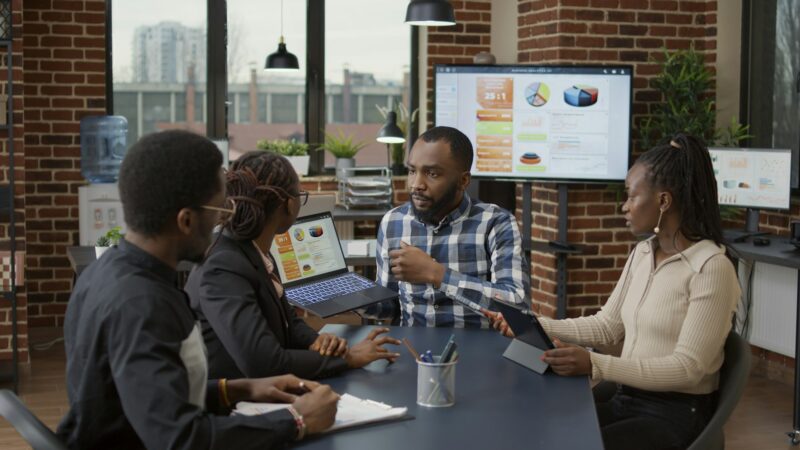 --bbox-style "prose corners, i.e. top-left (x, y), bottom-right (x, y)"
top-left (297, 324), bottom-right (603, 450)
